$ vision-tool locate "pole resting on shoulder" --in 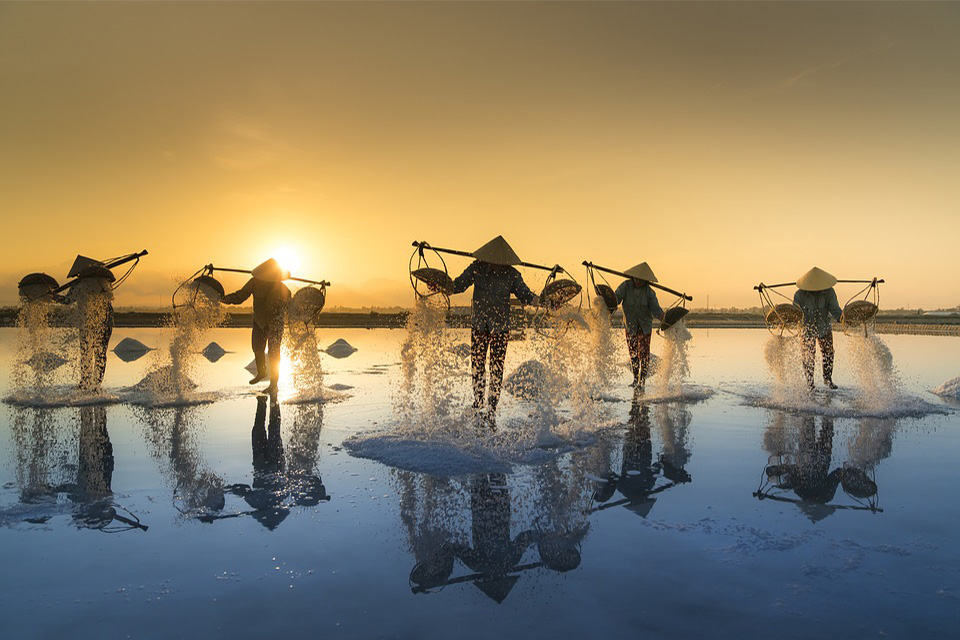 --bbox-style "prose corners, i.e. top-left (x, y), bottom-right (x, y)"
top-left (206, 264), bottom-right (331, 287)
top-left (411, 240), bottom-right (557, 272)
top-left (50, 249), bottom-right (149, 294)
top-left (582, 261), bottom-right (693, 302)
top-left (755, 278), bottom-right (884, 291)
